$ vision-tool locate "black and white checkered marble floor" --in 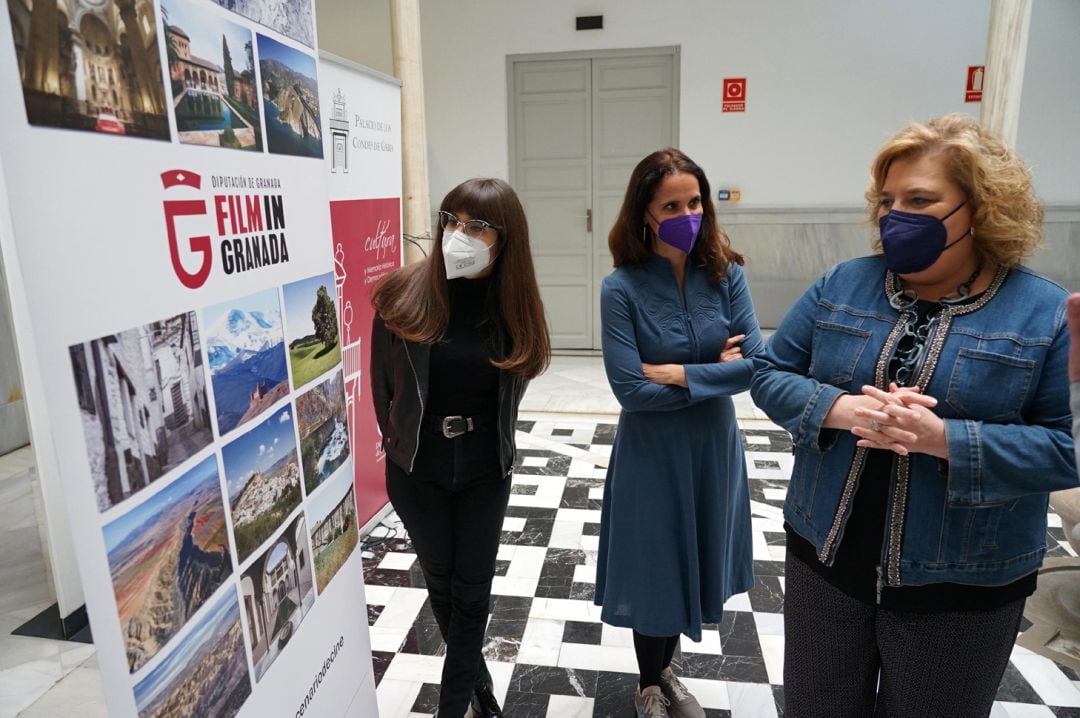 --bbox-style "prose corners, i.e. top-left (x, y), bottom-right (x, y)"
top-left (364, 416), bottom-right (1080, 718)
